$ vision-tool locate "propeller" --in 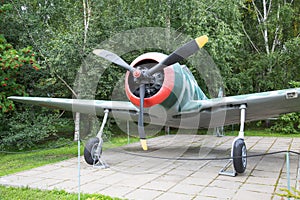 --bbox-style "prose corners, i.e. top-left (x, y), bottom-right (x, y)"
top-left (93, 49), bottom-right (135, 73)
top-left (146, 35), bottom-right (208, 76)
top-left (138, 84), bottom-right (147, 150)
top-left (93, 35), bottom-right (208, 151)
